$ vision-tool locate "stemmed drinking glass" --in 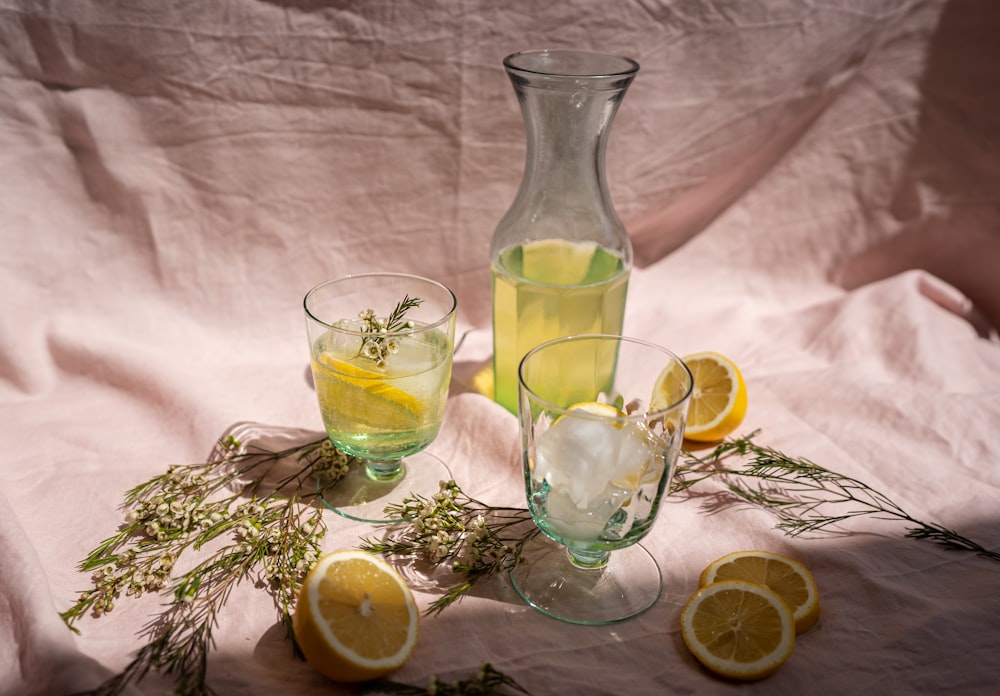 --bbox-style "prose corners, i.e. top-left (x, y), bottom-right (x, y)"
top-left (511, 334), bottom-right (693, 624)
top-left (304, 272), bottom-right (457, 523)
